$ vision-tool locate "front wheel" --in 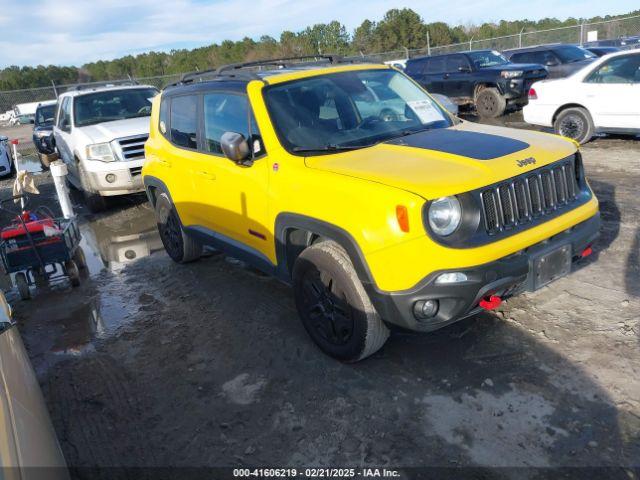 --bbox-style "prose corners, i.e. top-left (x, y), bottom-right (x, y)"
top-left (292, 241), bottom-right (389, 362)
top-left (83, 191), bottom-right (107, 213)
top-left (66, 260), bottom-right (81, 287)
top-left (154, 192), bottom-right (202, 263)
top-left (554, 107), bottom-right (594, 144)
